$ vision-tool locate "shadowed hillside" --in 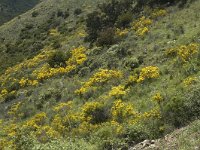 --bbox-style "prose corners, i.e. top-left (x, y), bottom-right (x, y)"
top-left (0, 0), bottom-right (40, 25)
